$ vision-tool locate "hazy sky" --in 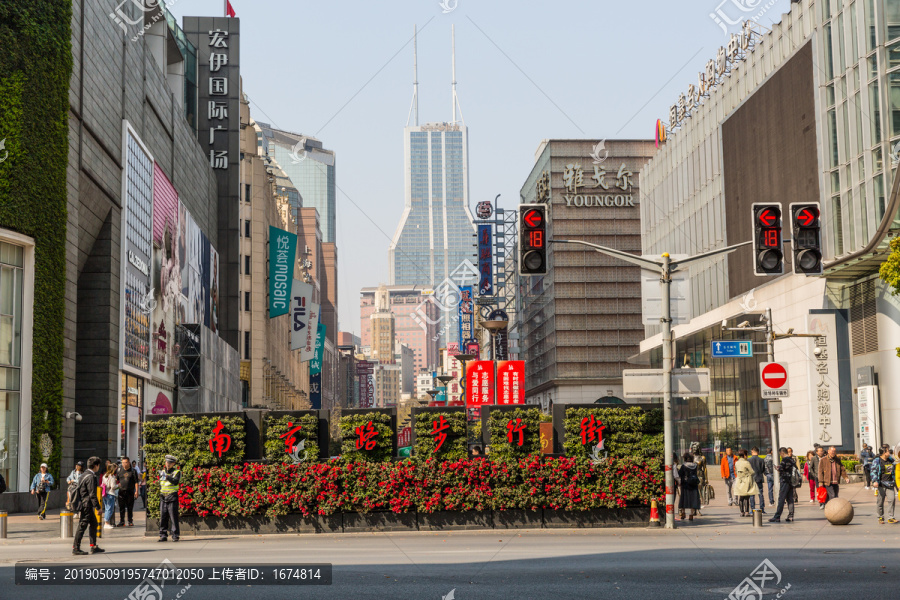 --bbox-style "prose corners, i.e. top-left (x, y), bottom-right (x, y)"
top-left (169, 0), bottom-right (793, 335)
